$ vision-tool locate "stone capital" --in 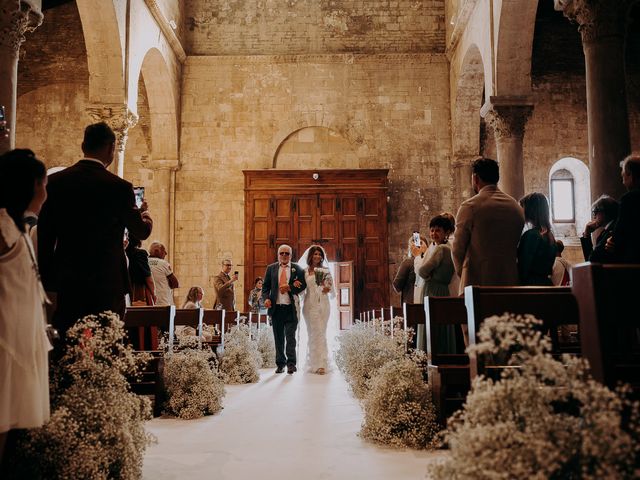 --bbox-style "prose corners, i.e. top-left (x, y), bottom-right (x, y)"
top-left (555, 0), bottom-right (630, 44)
top-left (0, 0), bottom-right (43, 53)
top-left (86, 104), bottom-right (138, 152)
top-left (481, 97), bottom-right (534, 141)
